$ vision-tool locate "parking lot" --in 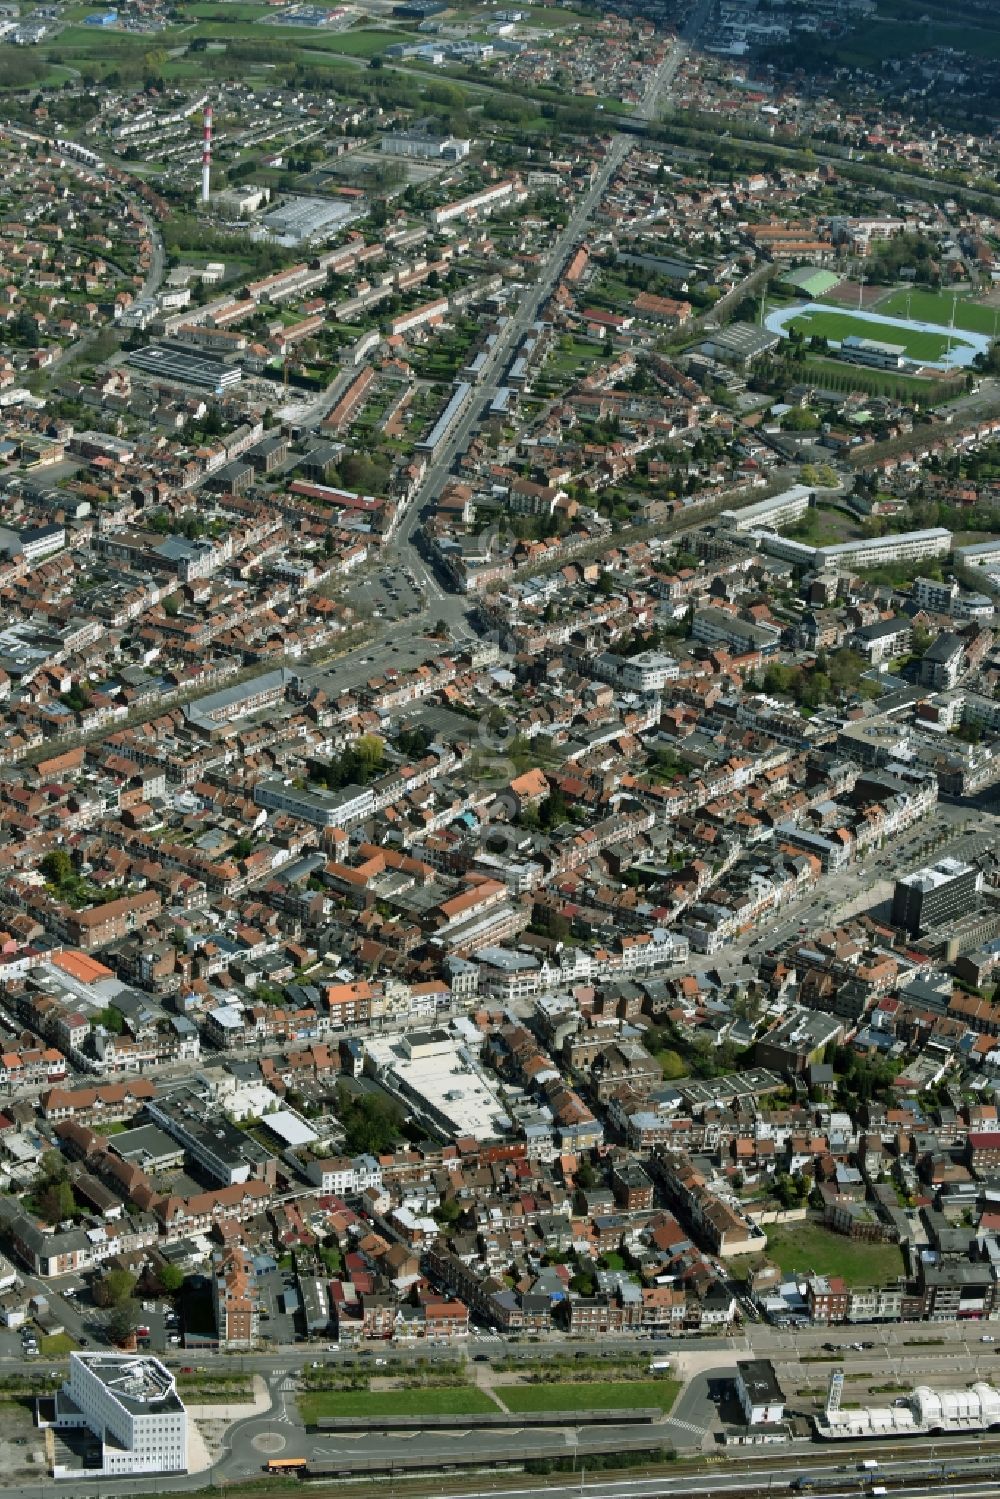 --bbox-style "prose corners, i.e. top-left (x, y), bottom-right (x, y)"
top-left (254, 1260), bottom-right (301, 1346)
top-left (335, 560), bottom-right (426, 627)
